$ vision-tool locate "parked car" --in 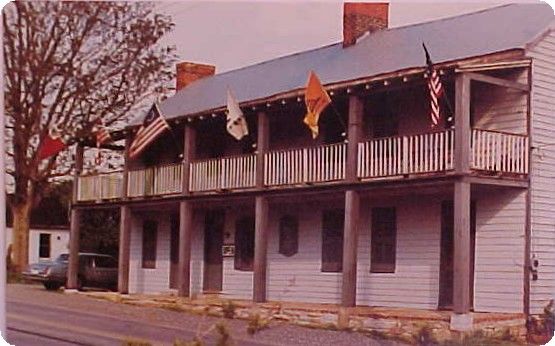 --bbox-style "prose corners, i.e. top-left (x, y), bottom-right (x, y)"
top-left (23, 253), bottom-right (118, 291)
